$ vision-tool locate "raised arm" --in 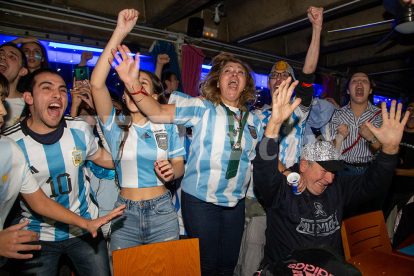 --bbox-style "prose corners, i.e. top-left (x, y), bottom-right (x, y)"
top-left (303, 6), bottom-right (322, 74)
top-left (154, 54), bottom-right (170, 80)
top-left (90, 9), bottom-right (138, 124)
top-left (112, 45), bottom-right (176, 123)
top-left (254, 78), bottom-right (301, 205)
top-left (342, 101), bottom-right (410, 206)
